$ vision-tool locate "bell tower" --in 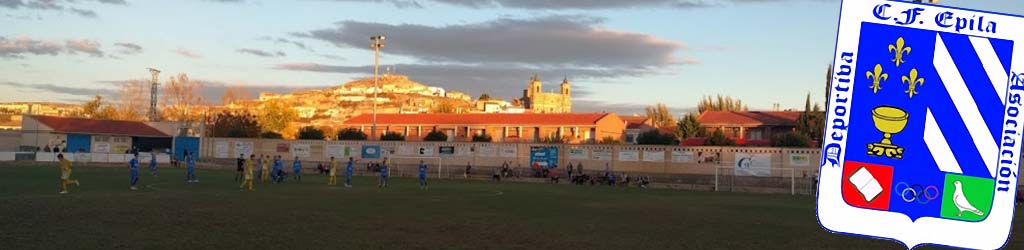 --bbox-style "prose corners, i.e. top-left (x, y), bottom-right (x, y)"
top-left (560, 77), bottom-right (572, 113)
top-left (526, 74), bottom-right (542, 99)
